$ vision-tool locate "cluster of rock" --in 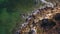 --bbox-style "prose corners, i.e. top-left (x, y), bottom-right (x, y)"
top-left (16, 2), bottom-right (60, 34)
